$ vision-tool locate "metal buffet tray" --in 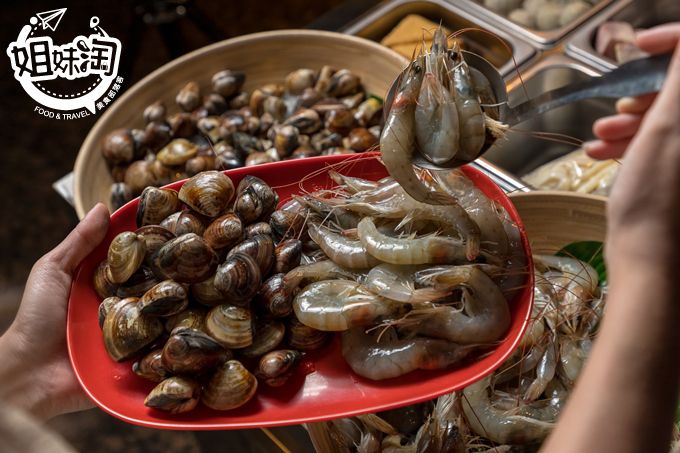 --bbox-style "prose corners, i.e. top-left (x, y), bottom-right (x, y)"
top-left (339, 0), bottom-right (537, 77)
top-left (458, 0), bottom-right (617, 47)
top-left (568, 0), bottom-right (680, 71)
